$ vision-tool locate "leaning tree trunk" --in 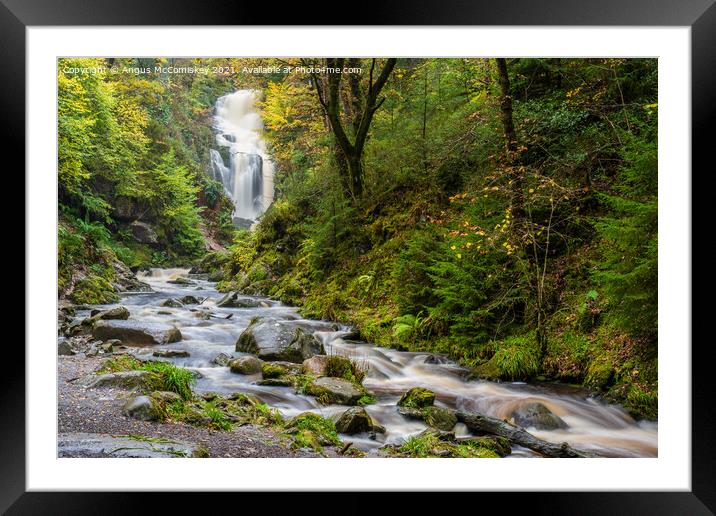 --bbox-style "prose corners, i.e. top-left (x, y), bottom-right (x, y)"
top-left (455, 410), bottom-right (592, 458)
